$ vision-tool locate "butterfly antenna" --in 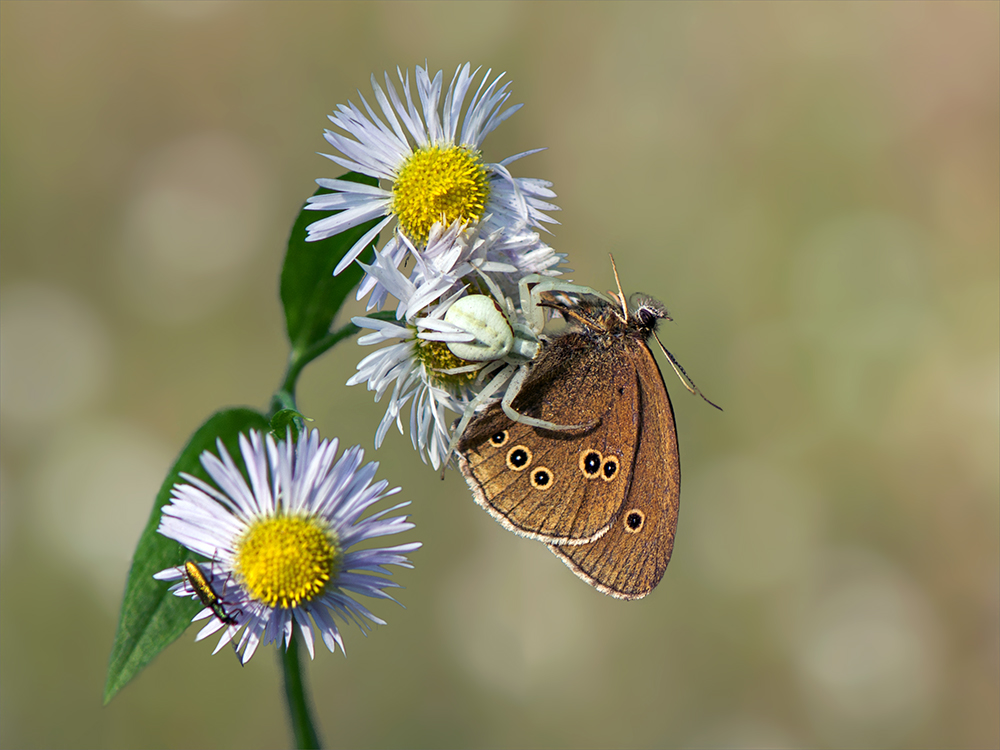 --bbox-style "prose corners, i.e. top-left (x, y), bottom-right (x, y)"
top-left (608, 253), bottom-right (629, 318)
top-left (652, 331), bottom-right (723, 411)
